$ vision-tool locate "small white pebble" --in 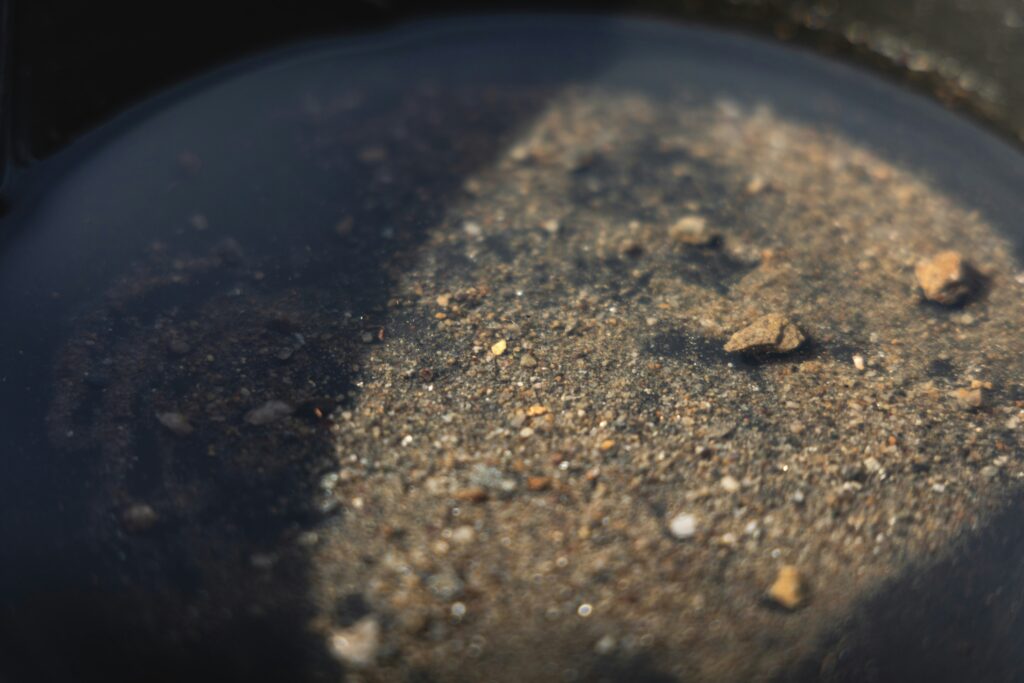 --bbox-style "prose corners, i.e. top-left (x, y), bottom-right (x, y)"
top-left (577, 603), bottom-right (593, 618)
top-left (156, 412), bottom-right (193, 436)
top-left (594, 634), bottom-right (617, 655)
top-left (853, 354), bottom-right (866, 371)
top-left (669, 513), bottom-right (697, 540)
top-left (720, 475), bottom-right (741, 493)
